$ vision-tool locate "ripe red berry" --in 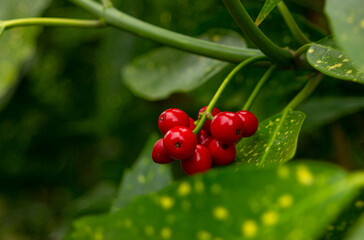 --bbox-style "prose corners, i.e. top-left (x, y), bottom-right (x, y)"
top-left (210, 112), bottom-right (244, 144)
top-left (208, 139), bottom-right (236, 166)
top-left (189, 118), bottom-right (196, 130)
top-left (236, 110), bottom-right (258, 137)
top-left (181, 145), bottom-right (212, 175)
top-left (152, 139), bottom-right (174, 164)
top-left (163, 126), bottom-right (197, 160)
top-left (198, 106), bottom-right (220, 134)
top-left (197, 130), bottom-right (214, 148)
top-left (158, 108), bottom-right (190, 135)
